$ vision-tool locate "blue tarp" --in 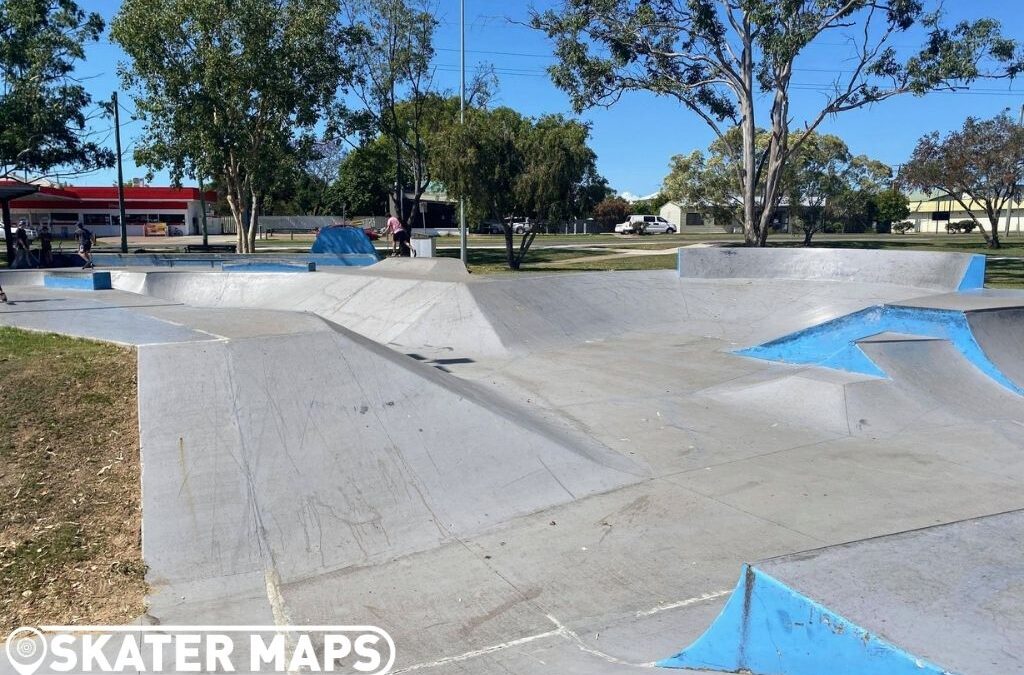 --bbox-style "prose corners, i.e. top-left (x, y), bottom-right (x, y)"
top-left (310, 227), bottom-right (379, 257)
